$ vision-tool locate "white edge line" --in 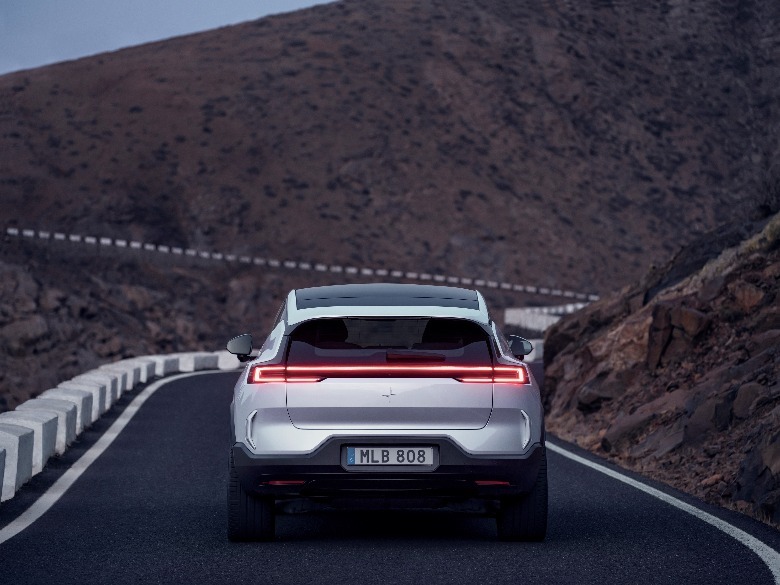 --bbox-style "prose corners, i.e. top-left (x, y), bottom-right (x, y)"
top-left (0, 371), bottom-right (218, 546)
top-left (547, 440), bottom-right (780, 584)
